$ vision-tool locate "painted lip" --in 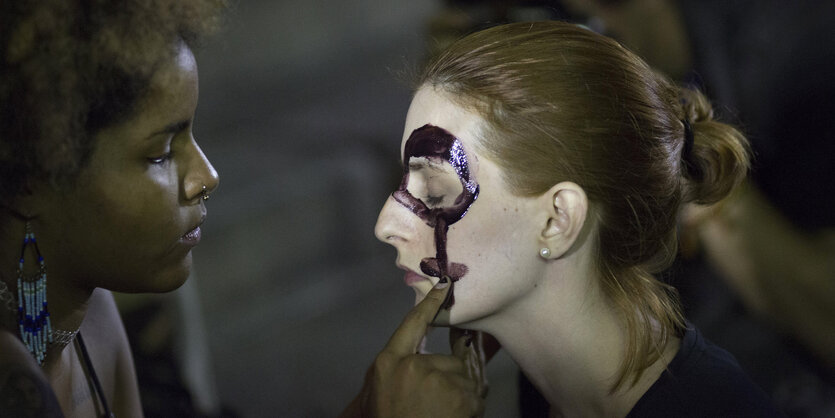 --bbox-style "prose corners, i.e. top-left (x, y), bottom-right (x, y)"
top-left (179, 216), bottom-right (205, 246)
top-left (399, 265), bottom-right (430, 287)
